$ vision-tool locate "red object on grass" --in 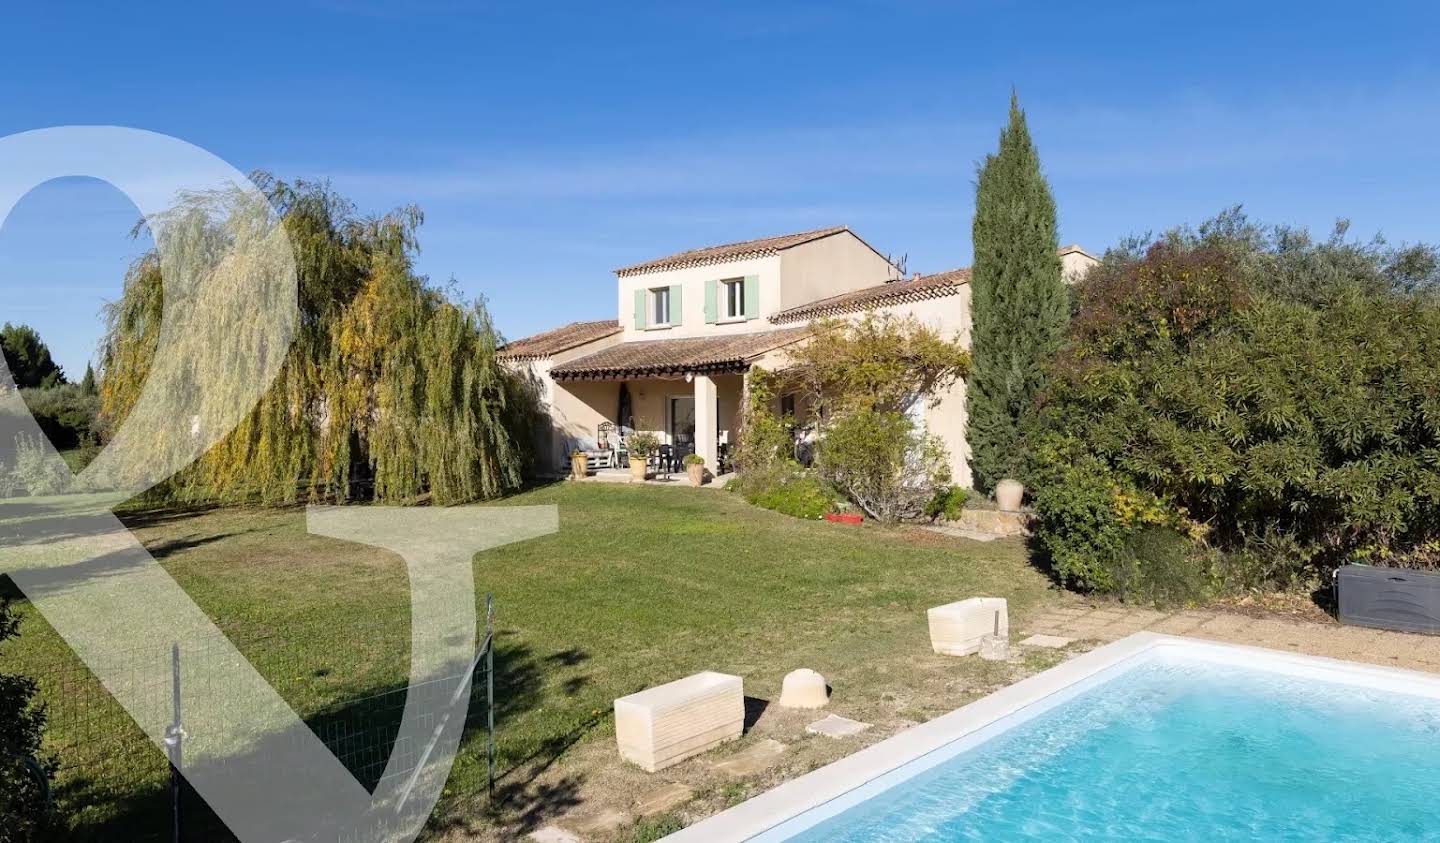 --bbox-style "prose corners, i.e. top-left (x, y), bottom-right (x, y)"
top-left (825, 512), bottom-right (863, 524)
